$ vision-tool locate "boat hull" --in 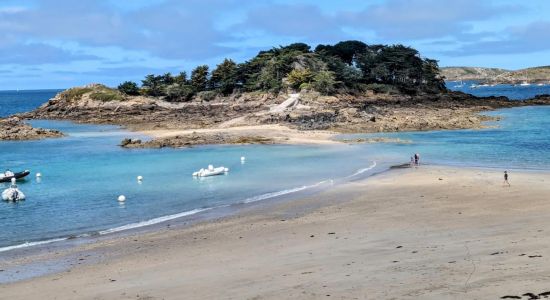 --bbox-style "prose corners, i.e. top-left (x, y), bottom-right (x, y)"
top-left (0, 170), bottom-right (30, 183)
